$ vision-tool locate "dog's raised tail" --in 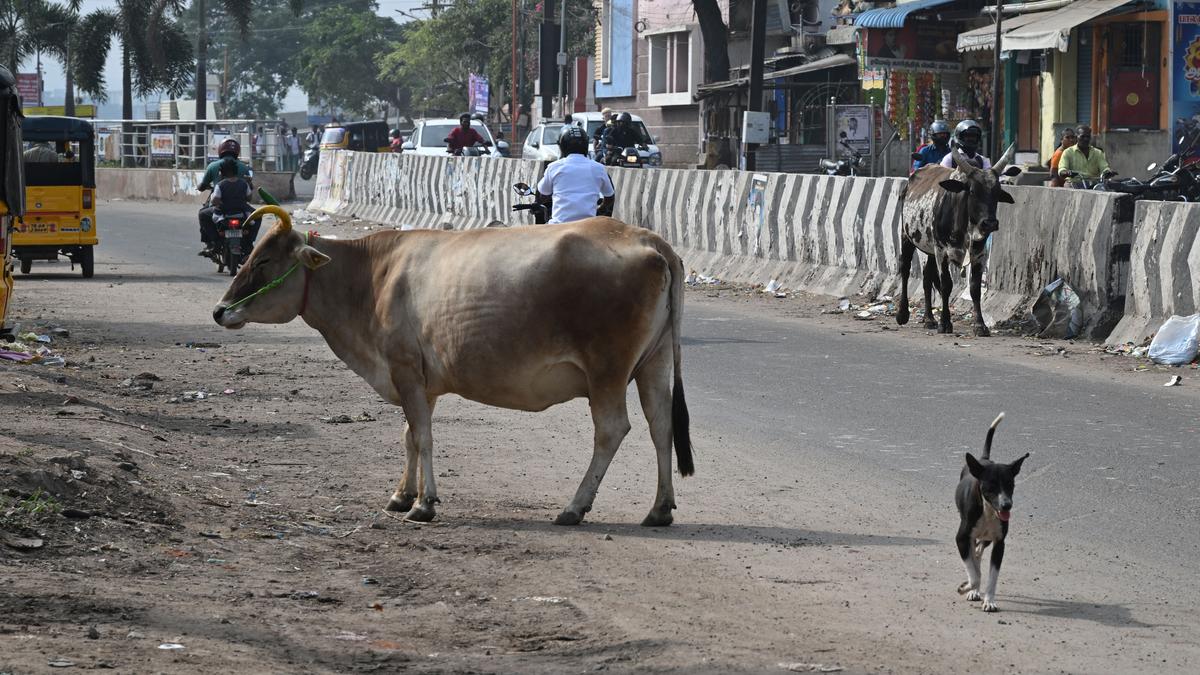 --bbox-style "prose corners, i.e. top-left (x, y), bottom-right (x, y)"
top-left (983, 412), bottom-right (1005, 460)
